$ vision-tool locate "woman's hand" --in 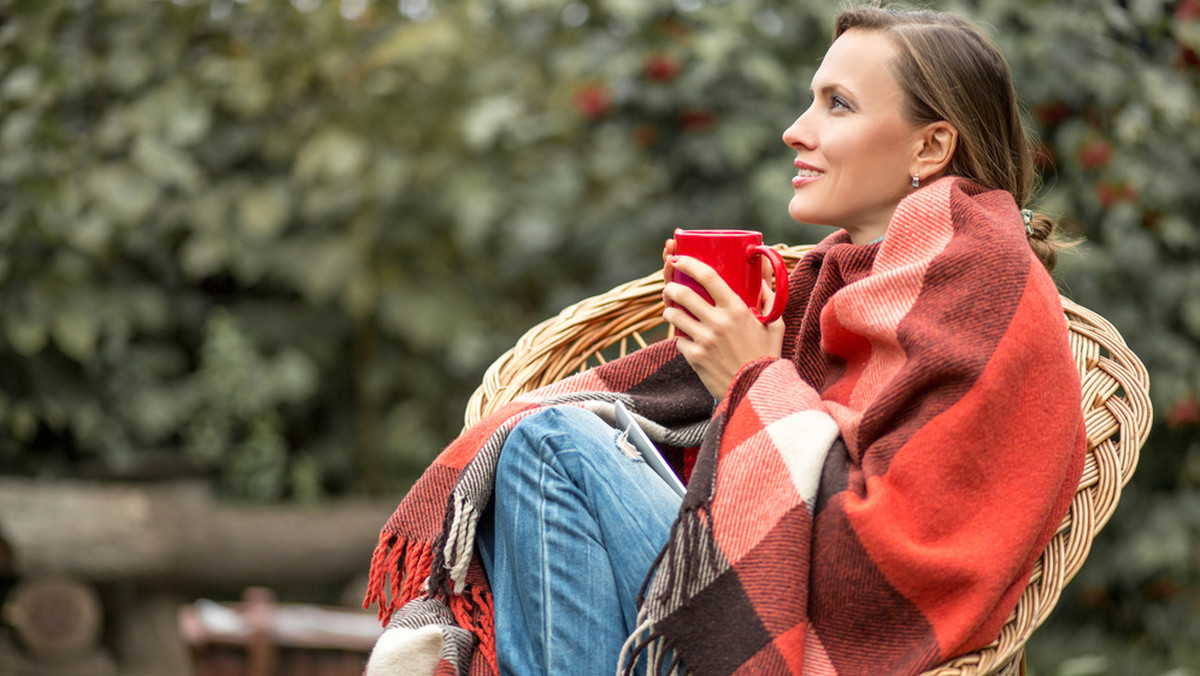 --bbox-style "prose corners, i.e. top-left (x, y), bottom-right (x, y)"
top-left (661, 250), bottom-right (785, 401)
top-left (662, 238), bottom-right (678, 285)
